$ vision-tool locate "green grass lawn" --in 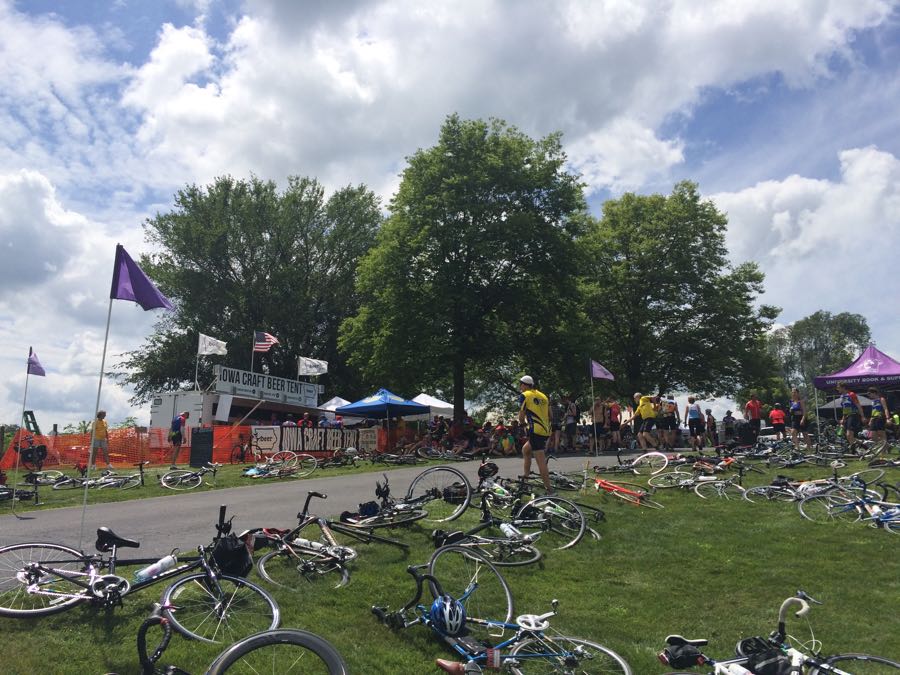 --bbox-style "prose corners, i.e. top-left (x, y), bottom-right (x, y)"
top-left (0, 462), bottom-right (897, 674)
